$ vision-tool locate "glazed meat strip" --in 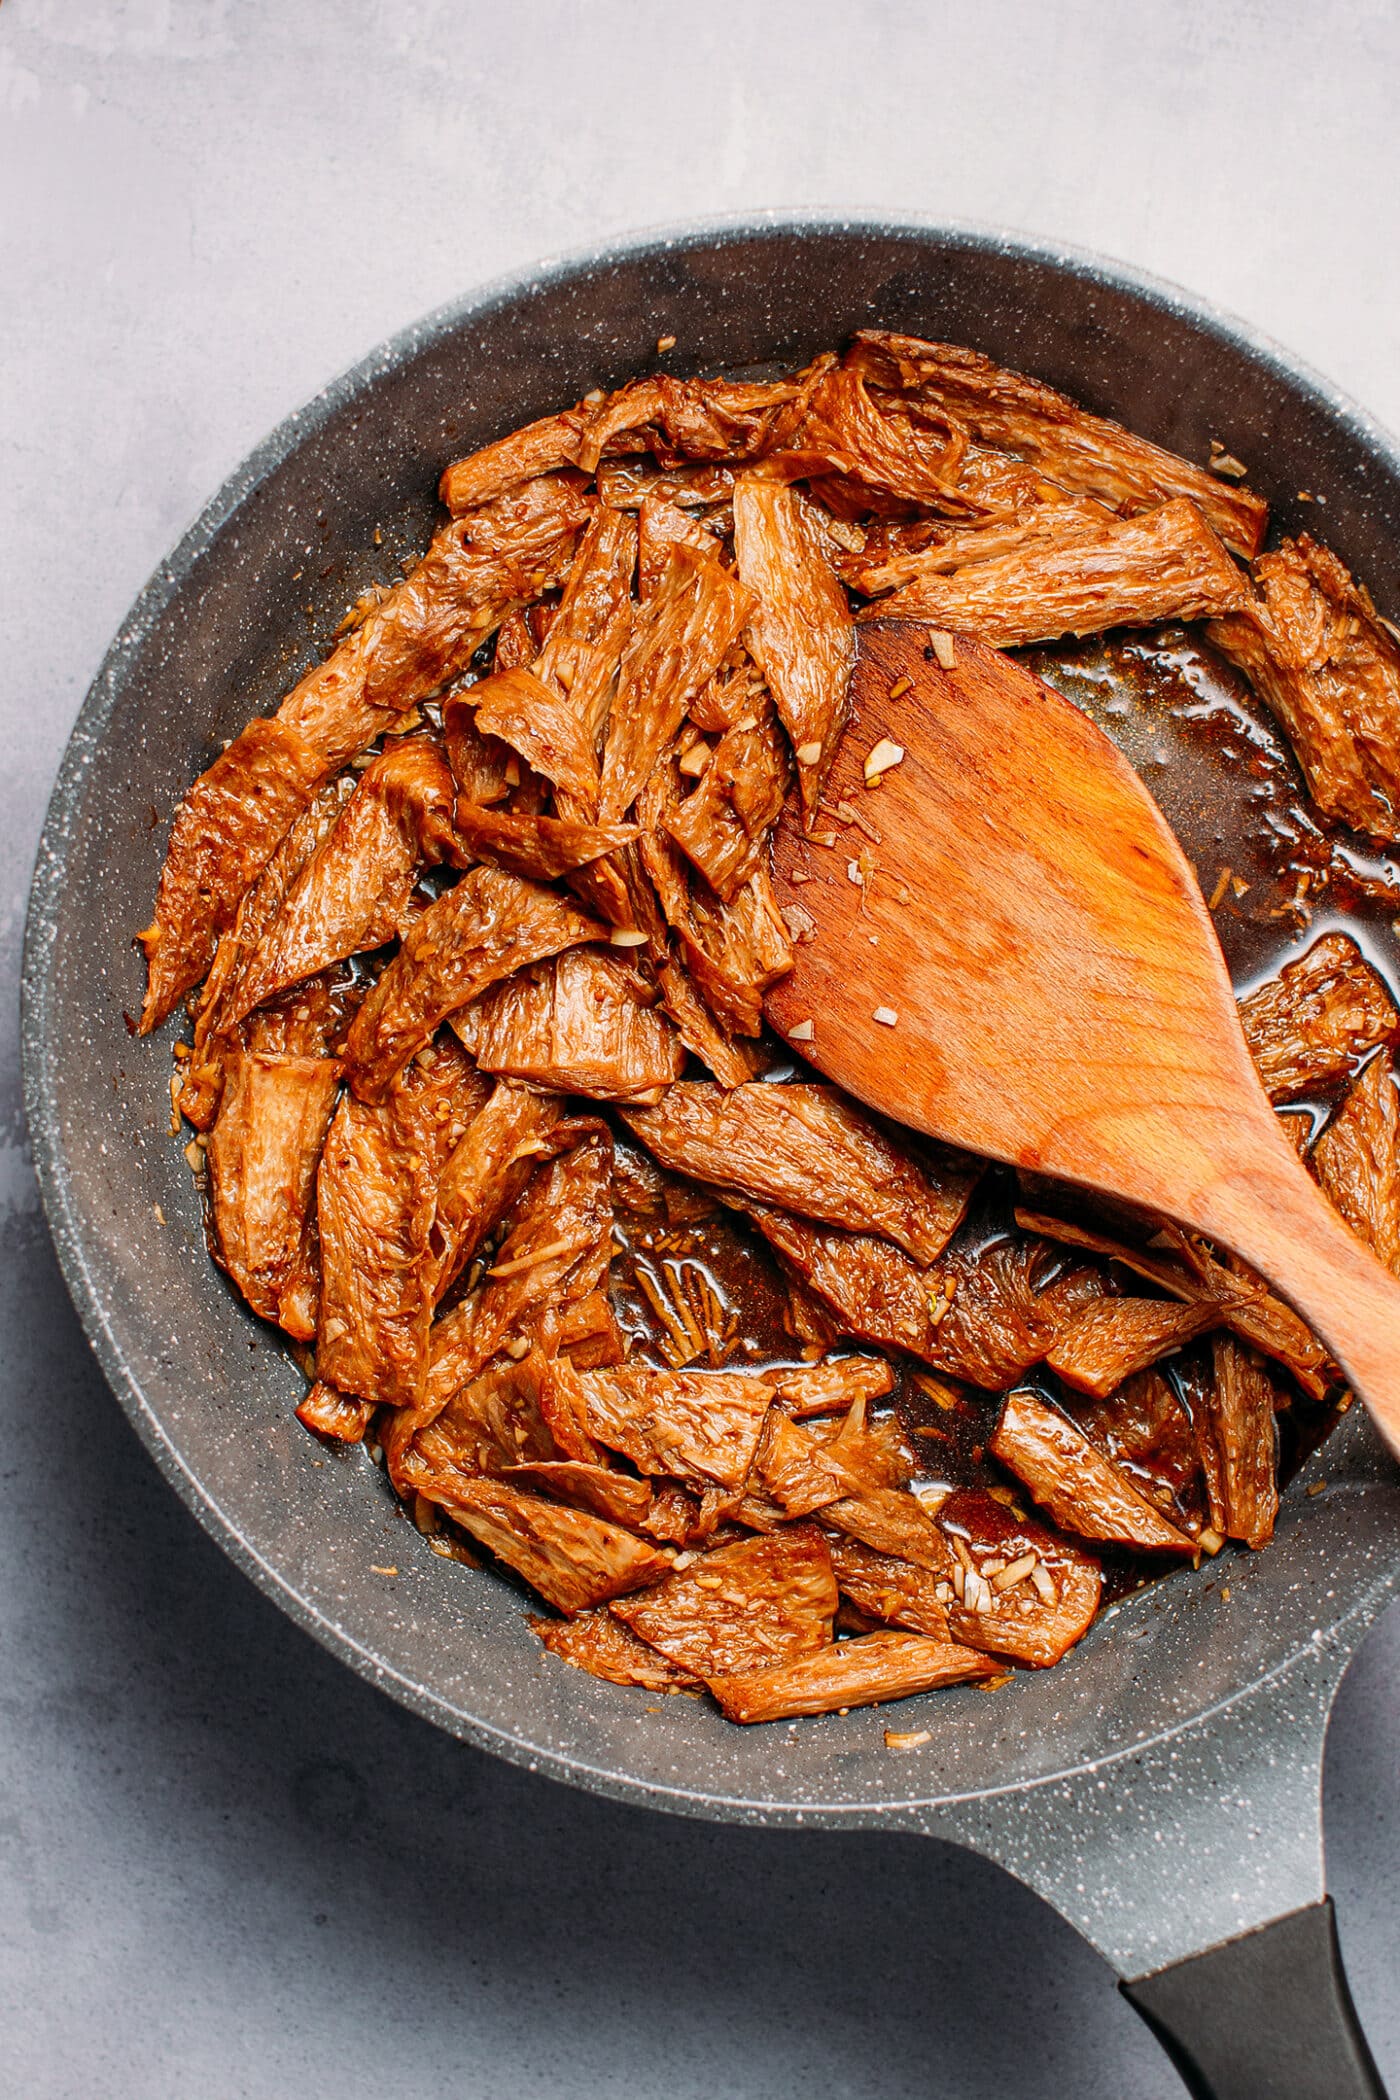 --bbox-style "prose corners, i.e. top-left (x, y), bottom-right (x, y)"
top-left (572, 371), bottom-right (811, 477)
top-left (178, 775), bottom-right (357, 1126)
top-left (137, 719), bottom-right (331, 1032)
top-left (748, 1204), bottom-right (944, 1362)
top-left (471, 666), bottom-right (602, 811)
top-left (423, 1128), bottom-right (614, 1409)
top-left (989, 1389), bottom-right (1195, 1551)
top-left (1236, 931), bottom-right (1398, 1101)
top-left (652, 951), bottom-right (767, 1088)
top-left (637, 494), bottom-right (723, 598)
top-left (1208, 536), bottom-right (1400, 844)
top-left (663, 701), bottom-right (791, 901)
top-left (204, 1050), bottom-right (340, 1341)
top-left (849, 331), bottom-right (1269, 558)
top-left (795, 358), bottom-right (971, 512)
top-left (432, 1478), bottom-right (671, 1616)
top-left (639, 777), bottom-right (795, 1035)
top-left (619, 1082), bottom-right (980, 1263)
top-left (1070, 1369), bottom-right (1208, 1536)
top-left (316, 1035), bottom-right (485, 1409)
top-left (865, 500), bottom-right (1245, 646)
top-left (138, 475), bottom-right (591, 1032)
top-left (439, 407), bottom-right (587, 515)
top-left (611, 1529), bottom-right (838, 1677)
top-left (343, 866), bottom-right (605, 1100)
top-left (826, 1536), bottom-right (952, 1639)
top-left (296, 1381), bottom-right (376, 1445)
top-left (532, 1608), bottom-right (700, 1691)
top-left (430, 1080), bottom-right (566, 1297)
top-left (598, 544), bottom-right (754, 823)
top-left (1044, 1295), bottom-right (1220, 1400)
top-left (708, 1633), bottom-right (998, 1724)
top-left (850, 484), bottom-right (1116, 595)
top-left (450, 803), bottom-right (639, 882)
top-left (766, 1354), bottom-right (895, 1419)
top-left (1313, 1054), bottom-right (1400, 1274)
top-left (531, 505), bottom-right (638, 763)
top-left (472, 947), bottom-right (686, 1103)
top-left (1197, 1336), bottom-right (1280, 1549)
top-left (934, 1487), bottom-right (1102, 1668)
top-left (557, 1359), bottom-right (774, 1491)
top-left (732, 477), bottom-right (855, 812)
top-left (597, 459), bottom-right (736, 511)
top-left (228, 736), bottom-right (457, 1020)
